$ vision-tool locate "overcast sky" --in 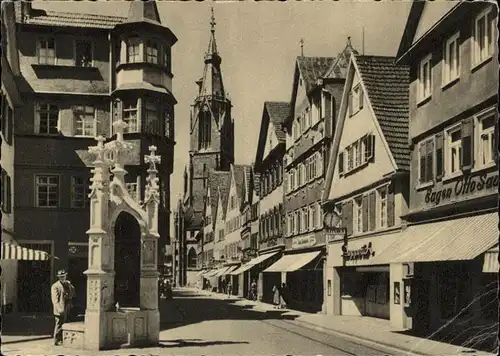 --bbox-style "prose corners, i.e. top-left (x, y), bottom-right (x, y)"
top-left (35, 0), bottom-right (417, 237)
